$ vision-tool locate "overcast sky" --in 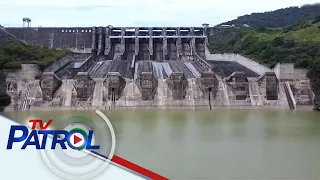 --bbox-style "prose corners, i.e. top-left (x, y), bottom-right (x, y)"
top-left (0, 0), bottom-right (319, 27)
